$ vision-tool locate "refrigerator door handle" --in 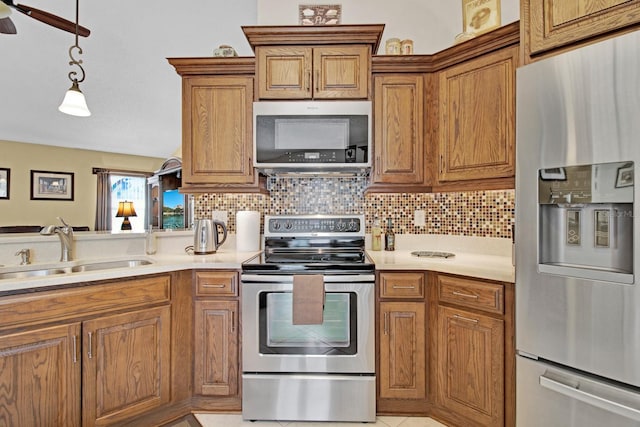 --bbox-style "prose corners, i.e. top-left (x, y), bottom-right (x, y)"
top-left (540, 373), bottom-right (640, 421)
